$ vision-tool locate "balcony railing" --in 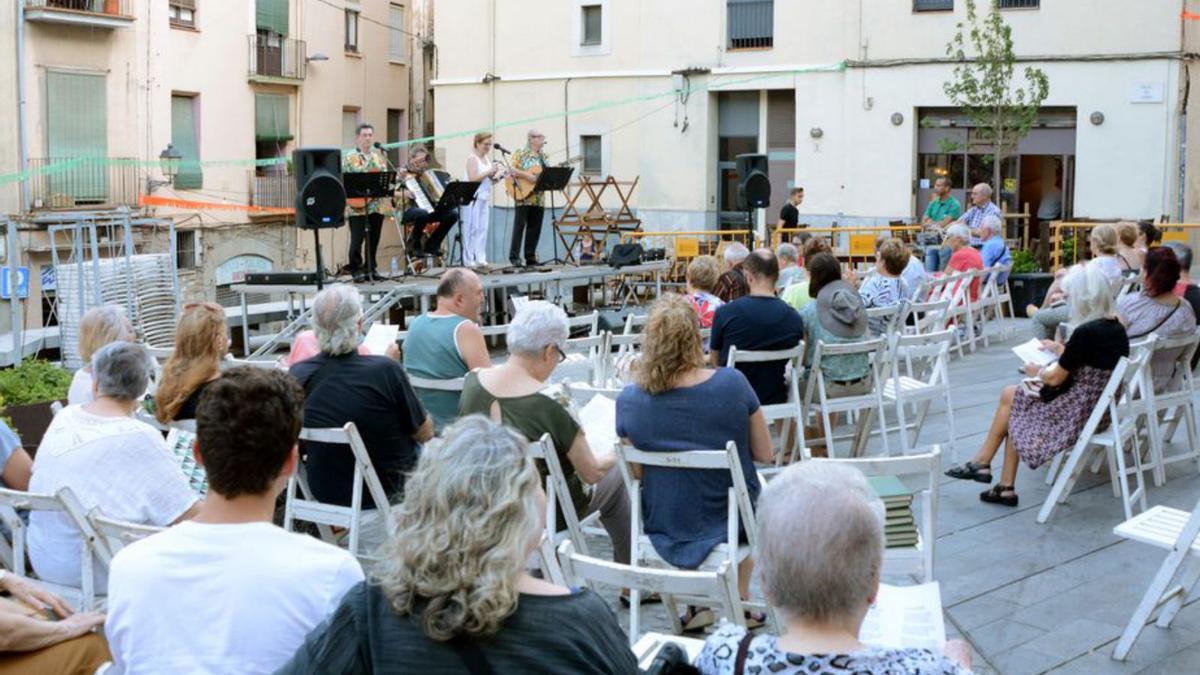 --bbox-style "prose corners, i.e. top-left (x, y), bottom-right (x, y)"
top-left (249, 170), bottom-right (295, 210)
top-left (248, 35), bottom-right (307, 84)
top-left (24, 0), bottom-right (135, 28)
top-left (727, 0), bottom-right (773, 50)
top-left (29, 157), bottom-right (139, 211)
